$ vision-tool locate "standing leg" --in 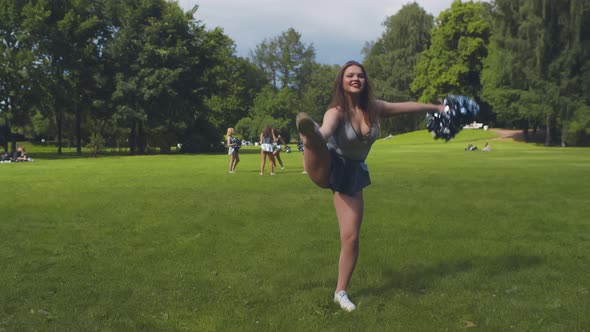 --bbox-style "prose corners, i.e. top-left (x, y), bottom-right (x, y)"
top-left (260, 150), bottom-right (266, 175)
top-left (332, 190), bottom-right (363, 311)
top-left (301, 153), bottom-right (307, 174)
top-left (232, 153), bottom-right (239, 172)
top-left (275, 152), bottom-right (284, 169)
top-left (296, 113), bottom-right (331, 188)
top-left (269, 153), bottom-right (276, 175)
